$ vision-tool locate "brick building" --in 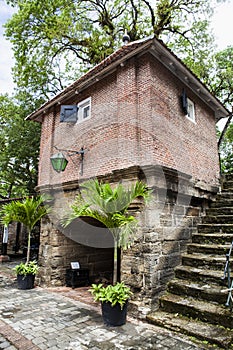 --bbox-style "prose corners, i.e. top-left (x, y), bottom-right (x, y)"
top-left (28, 36), bottom-right (229, 315)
